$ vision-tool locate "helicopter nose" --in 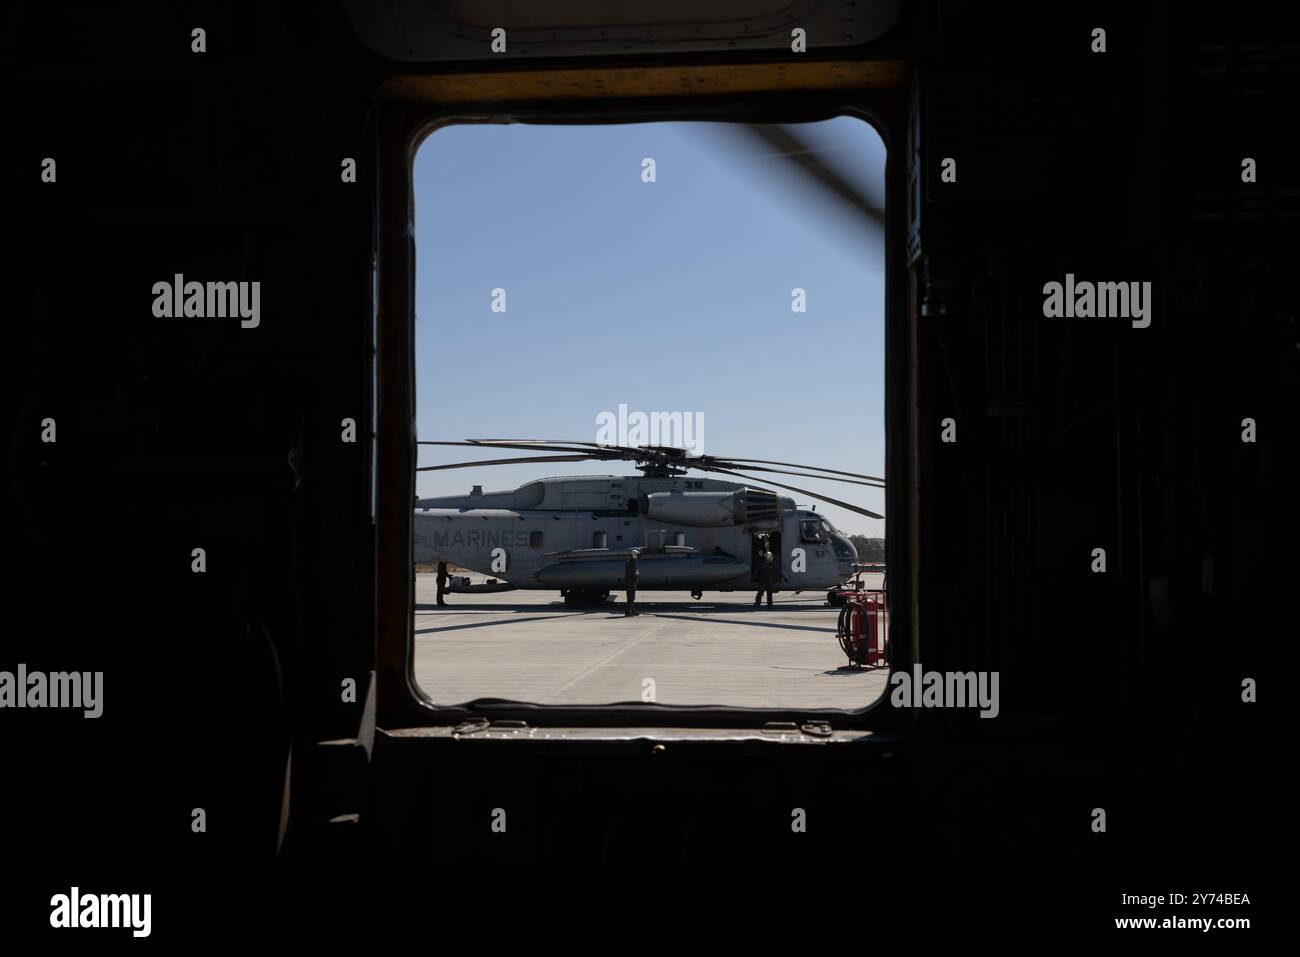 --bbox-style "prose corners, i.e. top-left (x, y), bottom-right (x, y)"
top-left (830, 532), bottom-right (857, 567)
top-left (837, 532), bottom-right (854, 553)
